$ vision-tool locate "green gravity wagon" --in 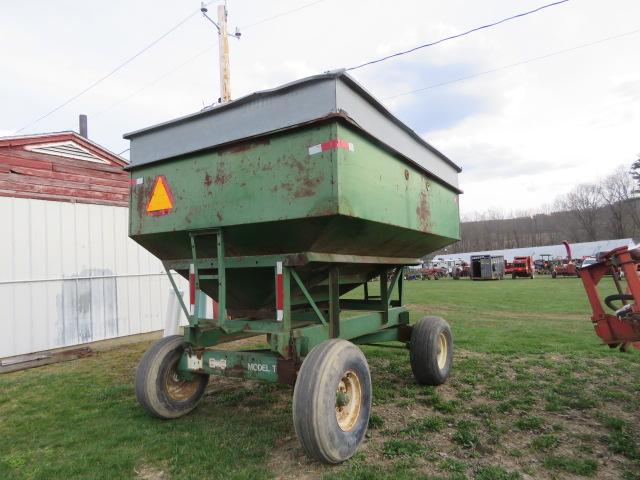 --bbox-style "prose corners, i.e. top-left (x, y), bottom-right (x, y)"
top-left (124, 70), bottom-right (461, 463)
